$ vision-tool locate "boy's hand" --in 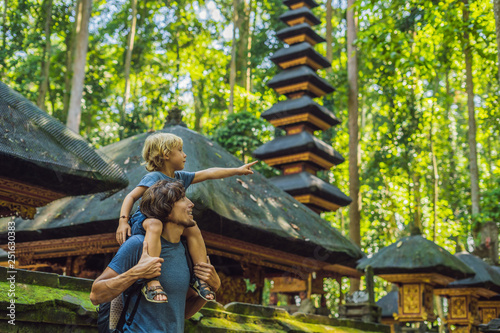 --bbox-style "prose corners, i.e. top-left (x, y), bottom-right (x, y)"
top-left (237, 161), bottom-right (258, 175)
top-left (116, 223), bottom-right (131, 245)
